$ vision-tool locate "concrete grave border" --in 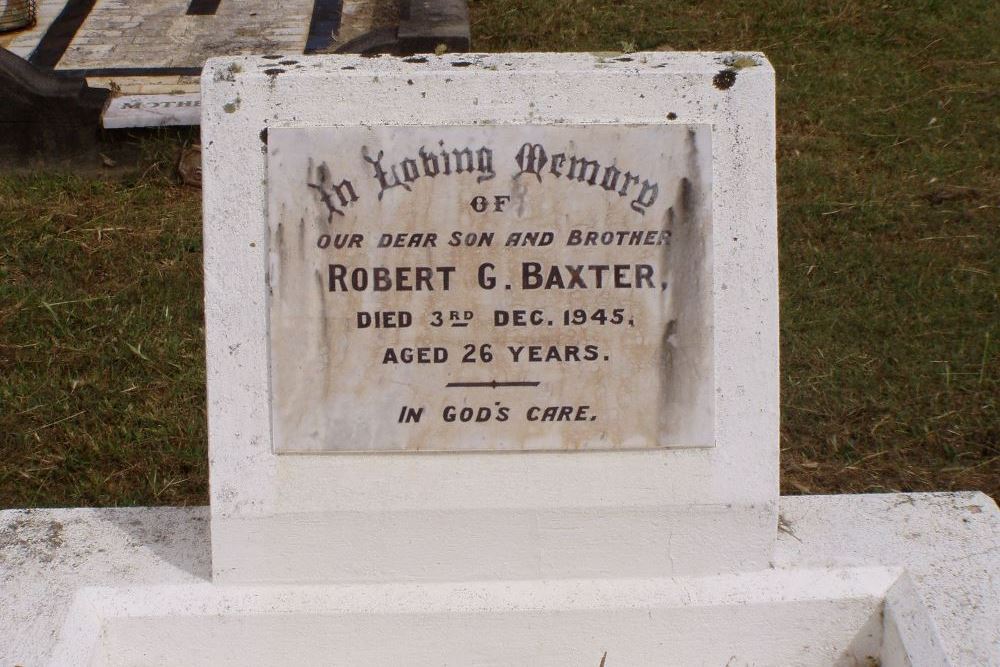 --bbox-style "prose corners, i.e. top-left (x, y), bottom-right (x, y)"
top-left (4, 493), bottom-right (997, 664)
